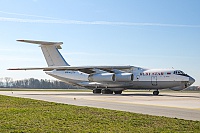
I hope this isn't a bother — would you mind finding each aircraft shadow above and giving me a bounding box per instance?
[158,94,200,99]
[121,93,200,99]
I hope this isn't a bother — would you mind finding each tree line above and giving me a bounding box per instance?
[0,77,81,89]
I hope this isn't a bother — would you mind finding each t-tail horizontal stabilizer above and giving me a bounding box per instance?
[17,39,70,66]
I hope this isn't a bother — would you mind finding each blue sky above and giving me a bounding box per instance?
[0,0,199,85]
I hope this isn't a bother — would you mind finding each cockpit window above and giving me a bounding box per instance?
[174,70,188,77]
[173,71,175,74]
[180,71,185,74]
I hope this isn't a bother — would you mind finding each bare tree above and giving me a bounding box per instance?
[0,78,4,87]
[2,77,82,89]
[4,77,13,87]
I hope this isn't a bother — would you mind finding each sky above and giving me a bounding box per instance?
[0,0,199,85]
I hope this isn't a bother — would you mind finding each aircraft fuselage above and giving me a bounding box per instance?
[45,67,195,92]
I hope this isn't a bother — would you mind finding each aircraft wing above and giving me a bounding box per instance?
[8,66,133,73]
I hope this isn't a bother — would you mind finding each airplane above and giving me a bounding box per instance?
[8,40,195,95]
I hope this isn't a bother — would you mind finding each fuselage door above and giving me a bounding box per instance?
[151,76,157,86]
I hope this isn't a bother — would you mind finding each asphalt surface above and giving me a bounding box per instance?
[0,90,199,121]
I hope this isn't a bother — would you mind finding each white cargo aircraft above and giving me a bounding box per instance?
[8,40,195,95]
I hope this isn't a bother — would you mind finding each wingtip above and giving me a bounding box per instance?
[16,39,25,42]
[7,68,16,70]
[7,68,17,70]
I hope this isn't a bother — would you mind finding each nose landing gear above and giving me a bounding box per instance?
[153,90,159,95]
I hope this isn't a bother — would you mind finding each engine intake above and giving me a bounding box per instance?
[88,73,115,82]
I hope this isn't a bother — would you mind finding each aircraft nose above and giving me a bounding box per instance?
[189,77,195,85]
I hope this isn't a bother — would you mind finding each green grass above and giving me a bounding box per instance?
[0,95,199,133]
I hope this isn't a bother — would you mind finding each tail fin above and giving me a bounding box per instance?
[17,40,70,66]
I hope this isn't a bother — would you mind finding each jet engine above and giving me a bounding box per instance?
[88,73,115,82]
[115,73,133,81]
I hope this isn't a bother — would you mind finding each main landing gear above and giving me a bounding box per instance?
[93,89,101,94]
[114,90,122,94]
[101,89,113,94]
[93,89,122,94]
[153,90,159,95]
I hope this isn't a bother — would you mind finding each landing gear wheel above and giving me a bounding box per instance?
[109,90,114,94]
[101,89,113,94]
[101,89,106,94]
[93,89,101,94]
[114,90,122,94]
[153,91,159,95]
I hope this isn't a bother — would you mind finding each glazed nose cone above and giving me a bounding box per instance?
[189,77,195,85]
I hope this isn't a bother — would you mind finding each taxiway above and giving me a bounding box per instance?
[0,90,199,121]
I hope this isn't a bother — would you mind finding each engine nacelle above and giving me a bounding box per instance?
[115,73,134,82]
[88,73,115,82]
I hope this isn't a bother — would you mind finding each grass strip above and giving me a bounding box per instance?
[0,95,199,133]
